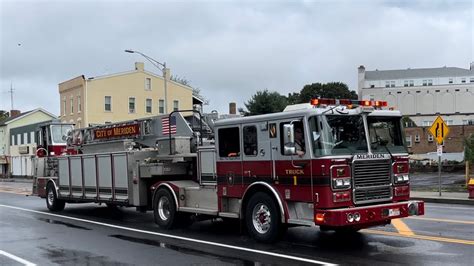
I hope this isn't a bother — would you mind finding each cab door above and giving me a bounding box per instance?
[242,123,273,188]
[215,125,242,197]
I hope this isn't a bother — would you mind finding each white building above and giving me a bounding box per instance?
[358,63,474,126]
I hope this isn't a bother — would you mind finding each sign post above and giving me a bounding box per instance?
[429,116,450,197]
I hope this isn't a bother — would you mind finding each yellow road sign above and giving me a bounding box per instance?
[429,116,449,145]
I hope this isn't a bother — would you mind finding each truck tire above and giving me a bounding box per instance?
[46,183,65,212]
[153,188,177,229]
[245,192,283,243]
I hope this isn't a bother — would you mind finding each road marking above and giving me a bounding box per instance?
[407,216,474,225]
[425,205,473,211]
[0,250,36,266]
[364,229,474,245]
[391,219,414,236]
[0,204,336,266]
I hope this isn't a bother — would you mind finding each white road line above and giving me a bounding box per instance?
[425,204,473,210]
[0,250,36,266]
[0,204,337,266]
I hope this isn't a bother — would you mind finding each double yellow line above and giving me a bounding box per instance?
[365,218,474,245]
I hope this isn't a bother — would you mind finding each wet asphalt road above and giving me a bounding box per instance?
[0,192,473,265]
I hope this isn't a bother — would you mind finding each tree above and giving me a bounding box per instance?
[299,82,357,103]
[242,90,287,116]
[465,134,474,176]
[286,92,300,105]
[0,110,9,121]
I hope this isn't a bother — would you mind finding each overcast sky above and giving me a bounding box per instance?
[0,0,472,115]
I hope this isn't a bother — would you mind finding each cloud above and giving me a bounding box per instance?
[0,0,472,115]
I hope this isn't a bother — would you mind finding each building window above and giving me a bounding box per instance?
[104,96,112,111]
[470,78,474,83]
[30,132,35,144]
[390,81,395,87]
[173,100,179,111]
[428,79,433,86]
[422,80,427,86]
[409,80,414,86]
[145,78,151,90]
[461,78,466,83]
[23,133,28,144]
[369,95,375,101]
[385,81,390,88]
[404,80,408,87]
[422,121,433,127]
[77,95,81,112]
[243,126,258,156]
[449,78,453,84]
[70,98,74,114]
[129,97,136,113]
[446,120,453,125]
[17,134,20,146]
[11,136,14,146]
[146,98,152,113]
[415,134,420,143]
[77,121,81,128]
[428,134,433,142]
[406,136,412,147]
[159,99,165,114]
[370,84,375,88]
[218,127,240,157]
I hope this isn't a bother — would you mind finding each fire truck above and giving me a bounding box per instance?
[32,99,424,243]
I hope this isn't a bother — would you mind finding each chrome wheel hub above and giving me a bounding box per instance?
[47,189,54,206]
[252,203,271,234]
[158,196,171,221]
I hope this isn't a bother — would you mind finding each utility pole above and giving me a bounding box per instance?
[8,83,14,110]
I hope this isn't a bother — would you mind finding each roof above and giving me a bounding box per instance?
[214,106,401,127]
[0,108,57,126]
[365,67,474,80]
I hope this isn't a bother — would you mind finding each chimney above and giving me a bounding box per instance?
[135,62,144,72]
[470,62,474,70]
[357,65,366,100]
[10,110,21,117]
[229,102,236,115]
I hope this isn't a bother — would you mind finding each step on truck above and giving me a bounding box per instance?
[32,99,424,243]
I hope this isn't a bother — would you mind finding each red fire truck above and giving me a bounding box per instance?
[33,99,424,243]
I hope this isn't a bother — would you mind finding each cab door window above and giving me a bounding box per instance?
[243,126,258,156]
[218,127,240,157]
[280,120,305,156]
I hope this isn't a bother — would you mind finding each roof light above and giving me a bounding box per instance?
[310,98,388,109]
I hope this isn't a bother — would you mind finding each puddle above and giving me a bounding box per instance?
[37,217,91,230]
[109,234,258,265]
[40,245,130,265]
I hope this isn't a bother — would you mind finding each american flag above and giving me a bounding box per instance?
[162,116,177,135]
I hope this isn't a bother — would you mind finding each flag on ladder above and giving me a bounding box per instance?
[162,116,177,135]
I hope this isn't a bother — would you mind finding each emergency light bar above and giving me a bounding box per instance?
[310,98,388,108]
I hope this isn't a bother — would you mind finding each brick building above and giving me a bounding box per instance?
[404,125,474,155]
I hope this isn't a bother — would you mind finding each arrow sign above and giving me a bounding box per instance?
[429,116,450,145]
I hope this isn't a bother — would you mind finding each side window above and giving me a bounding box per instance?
[279,120,305,156]
[243,126,258,156]
[218,127,240,157]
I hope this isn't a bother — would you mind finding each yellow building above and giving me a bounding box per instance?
[59,62,196,127]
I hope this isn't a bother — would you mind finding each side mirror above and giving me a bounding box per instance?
[283,124,296,155]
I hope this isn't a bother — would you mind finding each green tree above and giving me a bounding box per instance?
[465,134,474,175]
[286,92,300,105]
[241,89,287,116]
[298,82,357,103]
[0,110,9,121]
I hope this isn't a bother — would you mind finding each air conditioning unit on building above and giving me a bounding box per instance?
[18,146,29,154]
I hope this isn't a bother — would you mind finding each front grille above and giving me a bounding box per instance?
[353,159,392,204]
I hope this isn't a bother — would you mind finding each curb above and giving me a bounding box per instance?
[410,196,474,206]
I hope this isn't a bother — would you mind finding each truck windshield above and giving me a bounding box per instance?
[309,115,406,156]
[51,125,73,145]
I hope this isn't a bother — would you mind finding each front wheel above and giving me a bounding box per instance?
[153,188,177,229]
[245,192,284,243]
[46,183,65,212]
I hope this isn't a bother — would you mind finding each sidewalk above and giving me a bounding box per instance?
[411,190,473,206]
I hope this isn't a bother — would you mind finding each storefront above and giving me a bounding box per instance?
[0,156,9,177]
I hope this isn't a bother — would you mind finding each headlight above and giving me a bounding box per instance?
[395,174,409,183]
[333,178,351,189]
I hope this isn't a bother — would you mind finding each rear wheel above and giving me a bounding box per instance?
[245,192,284,243]
[153,188,177,229]
[46,183,65,212]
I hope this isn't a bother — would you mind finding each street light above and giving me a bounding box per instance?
[124,49,168,113]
